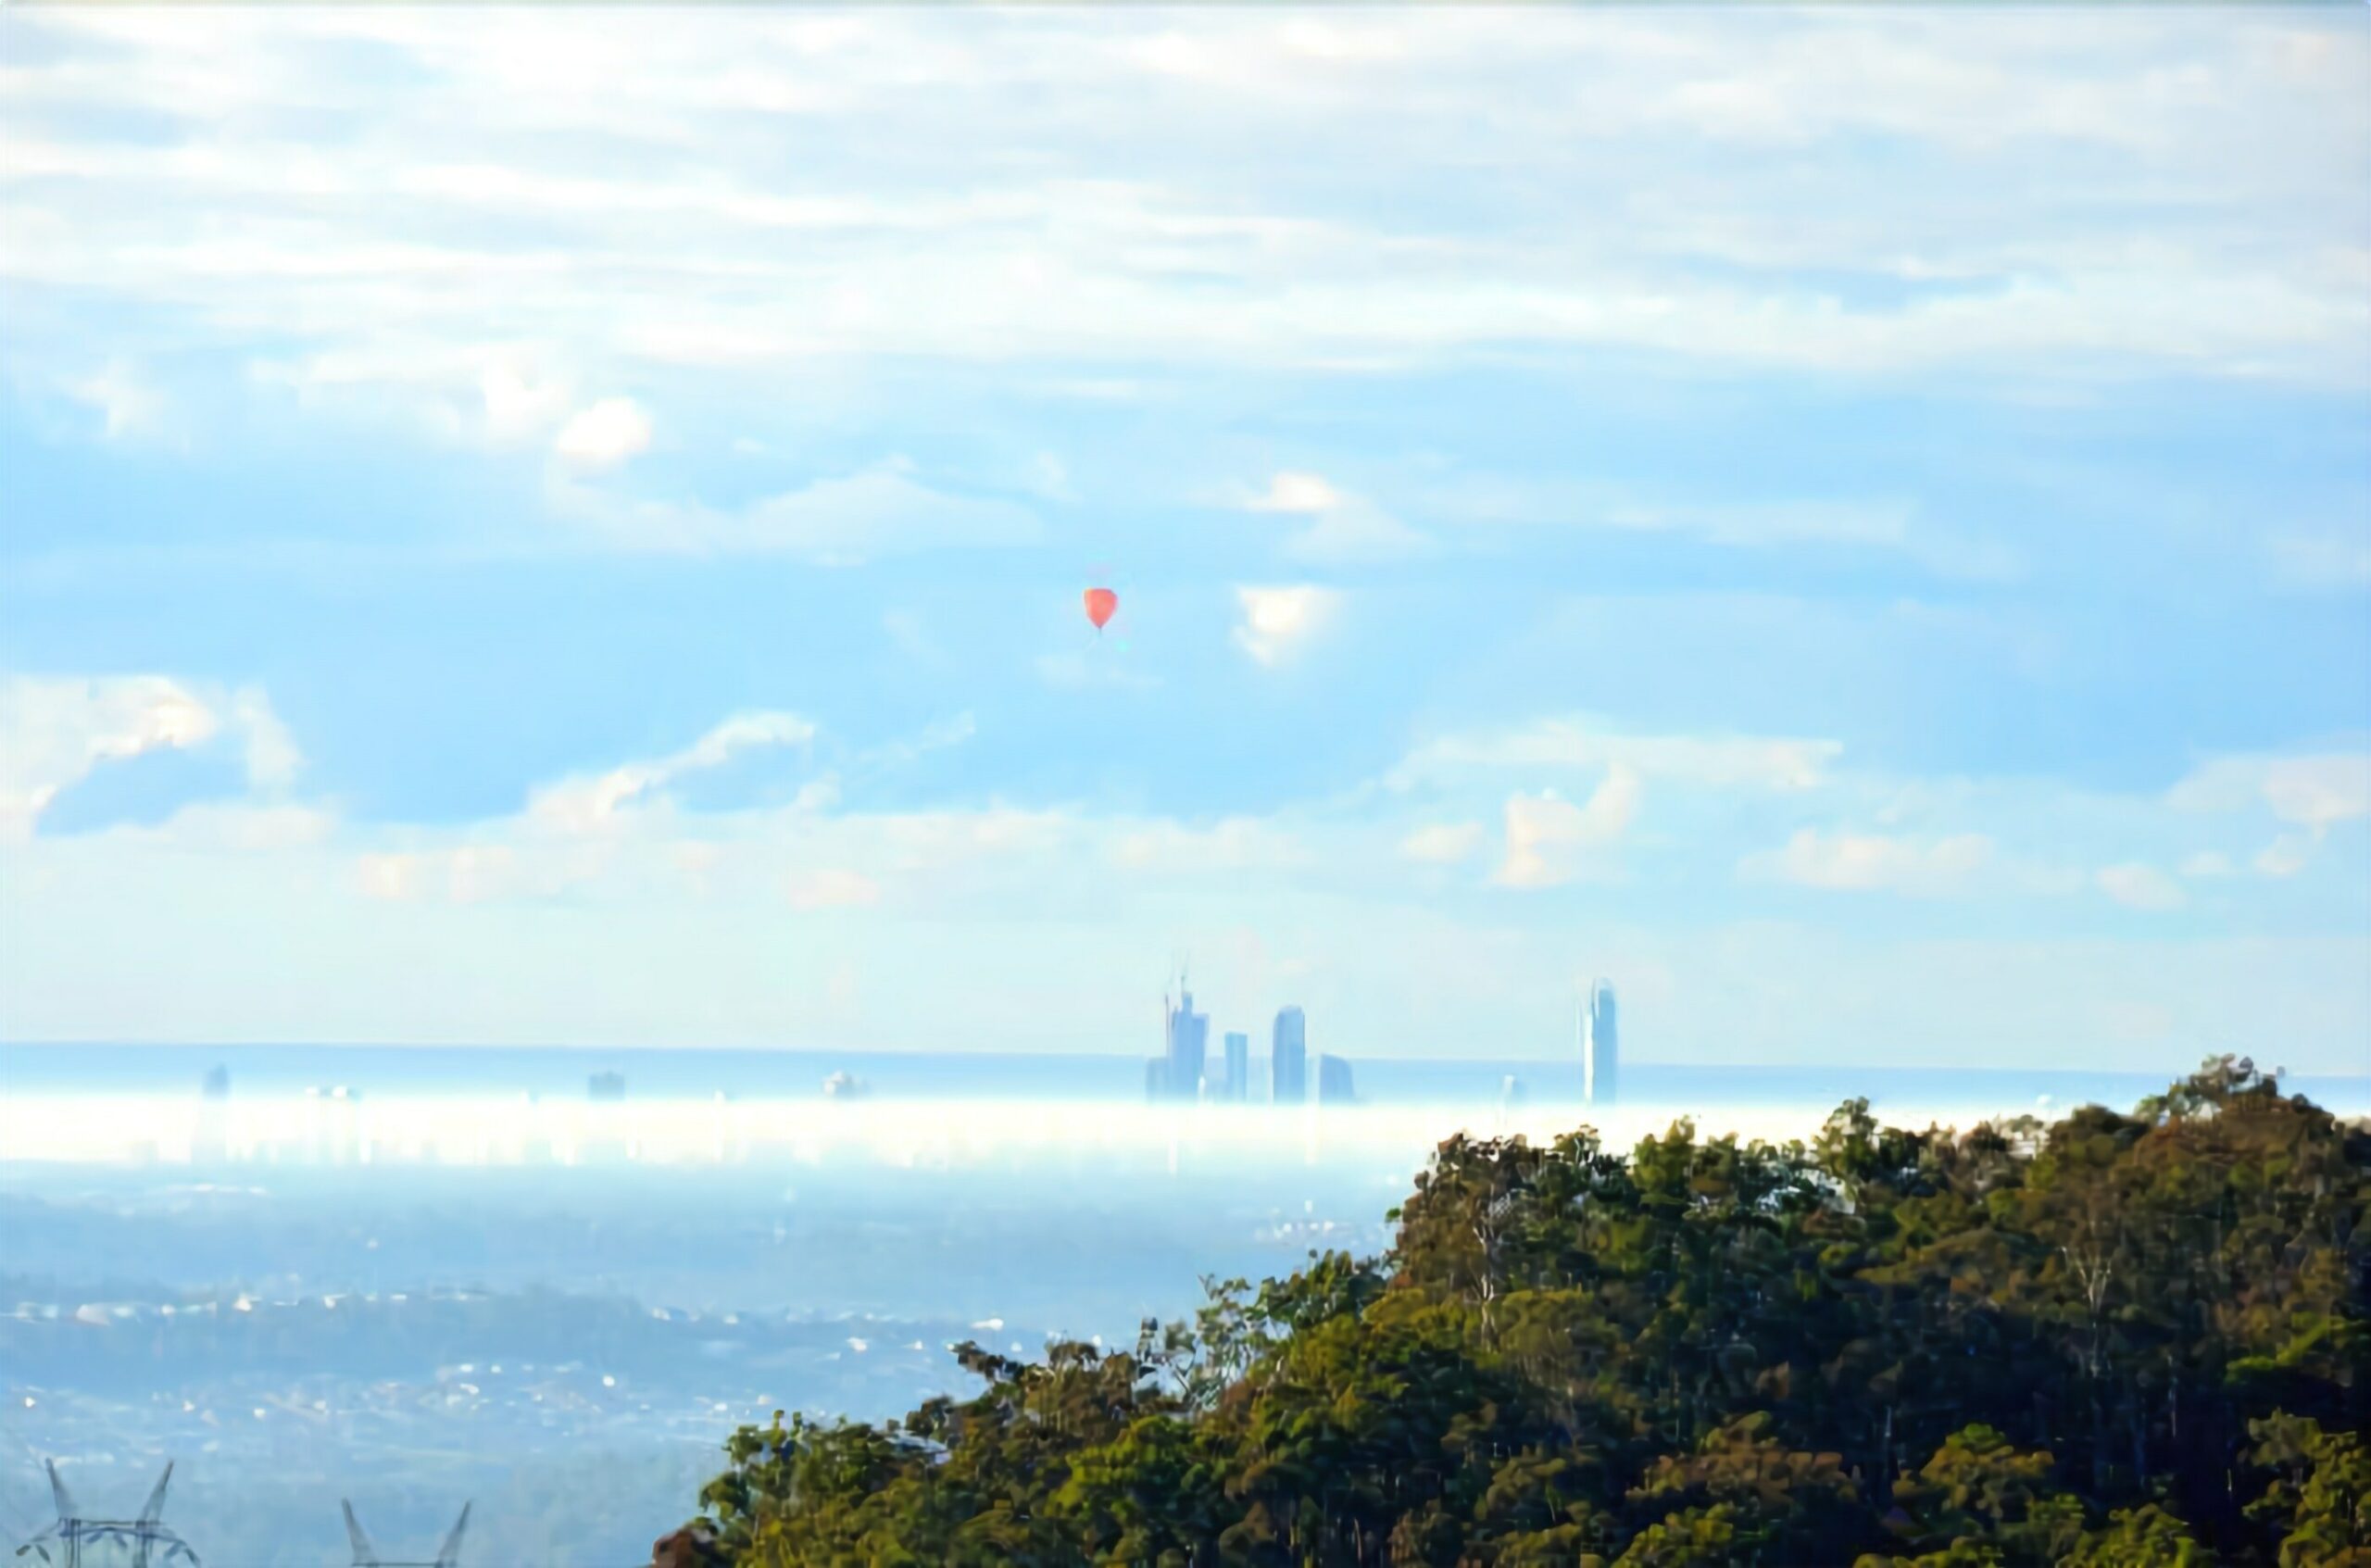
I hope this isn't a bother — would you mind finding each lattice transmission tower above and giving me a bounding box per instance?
[14,1460,200,1568]
[341,1499,470,1568]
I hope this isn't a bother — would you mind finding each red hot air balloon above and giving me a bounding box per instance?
[1084,586,1118,632]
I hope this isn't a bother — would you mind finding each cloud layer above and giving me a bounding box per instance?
[2,11,2365,1072]
[6,675,2367,1069]
[8,8,2368,465]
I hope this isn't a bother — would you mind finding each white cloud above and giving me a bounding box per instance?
[869,713,977,770]
[525,710,814,834]
[1245,471,1431,565]
[446,846,526,905]
[356,851,422,902]
[341,721,1049,910]
[178,802,336,852]
[24,829,2368,1066]
[2168,750,2371,830]
[2252,834,2314,878]
[481,358,575,445]
[2179,850,2237,878]
[1232,585,1340,667]
[7,692,2368,1066]
[1248,471,1344,514]
[1495,766,1640,888]
[552,396,653,469]
[1610,497,1913,549]
[2257,756,2371,833]
[1398,717,1840,792]
[679,712,818,771]
[552,458,1043,560]
[1286,508,1432,567]
[1106,817,1306,874]
[1423,474,2025,580]
[354,836,622,904]
[1399,822,1483,864]
[0,674,299,842]
[785,868,883,910]
[2097,862,2187,912]
[47,799,337,856]
[873,806,1073,872]
[2168,751,2371,875]
[16,6,2358,482]
[228,687,303,790]
[1742,827,1993,897]
[64,360,169,442]
[1598,498,2019,581]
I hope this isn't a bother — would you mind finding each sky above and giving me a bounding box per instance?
[2,7,2367,1074]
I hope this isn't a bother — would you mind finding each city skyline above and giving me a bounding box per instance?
[2,10,2366,1074]
[1148,981,1333,1104]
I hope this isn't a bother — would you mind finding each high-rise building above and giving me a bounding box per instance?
[1271,1006,1308,1104]
[1582,979,1619,1107]
[194,1064,232,1165]
[1164,984,1210,1101]
[1223,1032,1249,1100]
[588,1072,626,1103]
[1316,1054,1355,1105]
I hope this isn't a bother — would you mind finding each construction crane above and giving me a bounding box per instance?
[341,1500,470,1568]
[15,1460,200,1567]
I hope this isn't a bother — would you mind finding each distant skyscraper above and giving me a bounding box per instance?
[1582,979,1618,1107]
[1272,1006,1307,1104]
[588,1072,626,1103]
[1164,982,1210,1101]
[1223,1032,1248,1101]
[1316,1054,1355,1105]
[194,1066,230,1165]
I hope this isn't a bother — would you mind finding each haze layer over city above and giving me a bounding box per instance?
[4,4,2367,1565]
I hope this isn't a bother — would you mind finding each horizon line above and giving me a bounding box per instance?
[2,1039,2358,1083]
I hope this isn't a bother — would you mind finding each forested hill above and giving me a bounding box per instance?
[662,1058,2368,1567]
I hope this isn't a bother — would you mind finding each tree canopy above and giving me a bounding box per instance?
[675,1058,2369,1567]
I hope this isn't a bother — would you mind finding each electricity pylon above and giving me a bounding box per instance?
[341,1499,470,1568]
[15,1460,200,1567]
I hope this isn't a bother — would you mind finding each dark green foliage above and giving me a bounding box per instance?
[688,1058,2370,1566]
[2245,1414,2371,1566]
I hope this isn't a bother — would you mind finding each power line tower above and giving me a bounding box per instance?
[15,1460,200,1567]
[341,1499,471,1568]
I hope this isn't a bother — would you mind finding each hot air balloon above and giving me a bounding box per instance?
[1084,586,1118,632]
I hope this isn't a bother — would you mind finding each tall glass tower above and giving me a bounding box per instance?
[1583,980,1618,1107]
[1271,1006,1308,1104]
[1165,985,1210,1101]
